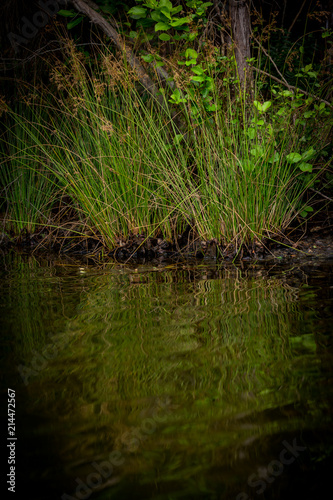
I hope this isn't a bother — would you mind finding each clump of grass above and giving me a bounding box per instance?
[146,85,332,248]
[0,105,57,235]
[1,42,332,254]
[4,51,195,248]
[175,92,327,245]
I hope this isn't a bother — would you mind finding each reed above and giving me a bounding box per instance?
[0,105,57,235]
[1,43,331,252]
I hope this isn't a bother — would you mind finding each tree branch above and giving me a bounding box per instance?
[68,0,165,106]
[252,67,333,108]
[253,37,291,91]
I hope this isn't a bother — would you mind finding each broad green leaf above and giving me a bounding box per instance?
[159,0,173,9]
[129,31,138,39]
[151,11,165,22]
[160,8,172,19]
[185,59,197,66]
[141,54,154,63]
[261,101,272,112]
[191,66,205,75]
[67,17,83,29]
[142,0,158,7]
[170,17,190,27]
[253,100,271,112]
[159,33,171,41]
[128,6,147,19]
[286,152,302,163]
[190,75,206,82]
[171,5,183,15]
[58,9,76,17]
[251,117,264,126]
[298,162,313,172]
[186,88,195,98]
[300,206,314,217]
[169,88,187,103]
[155,22,170,31]
[185,48,198,59]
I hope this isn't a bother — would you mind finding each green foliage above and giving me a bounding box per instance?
[1,39,332,246]
[2,1,333,248]
[5,252,330,499]
[58,9,84,30]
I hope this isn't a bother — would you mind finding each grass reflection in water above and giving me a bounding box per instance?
[1,253,332,500]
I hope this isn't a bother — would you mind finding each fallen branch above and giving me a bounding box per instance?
[68,0,165,106]
[253,37,291,91]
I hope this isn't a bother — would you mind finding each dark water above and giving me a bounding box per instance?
[1,252,333,500]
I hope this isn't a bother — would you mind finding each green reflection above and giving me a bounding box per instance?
[1,255,333,499]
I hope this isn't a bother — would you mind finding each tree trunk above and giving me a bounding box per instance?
[229,0,252,86]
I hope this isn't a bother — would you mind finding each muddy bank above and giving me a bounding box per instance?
[1,211,332,263]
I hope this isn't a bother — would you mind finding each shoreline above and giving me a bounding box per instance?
[1,224,332,264]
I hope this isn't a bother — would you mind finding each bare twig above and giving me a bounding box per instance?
[288,0,307,33]
[310,188,333,203]
[253,37,291,90]
[252,66,333,108]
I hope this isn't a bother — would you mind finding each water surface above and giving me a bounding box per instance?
[1,252,333,500]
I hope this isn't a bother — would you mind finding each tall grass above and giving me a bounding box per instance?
[0,44,331,252]
[178,95,317,244]
[0,105,57,235]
